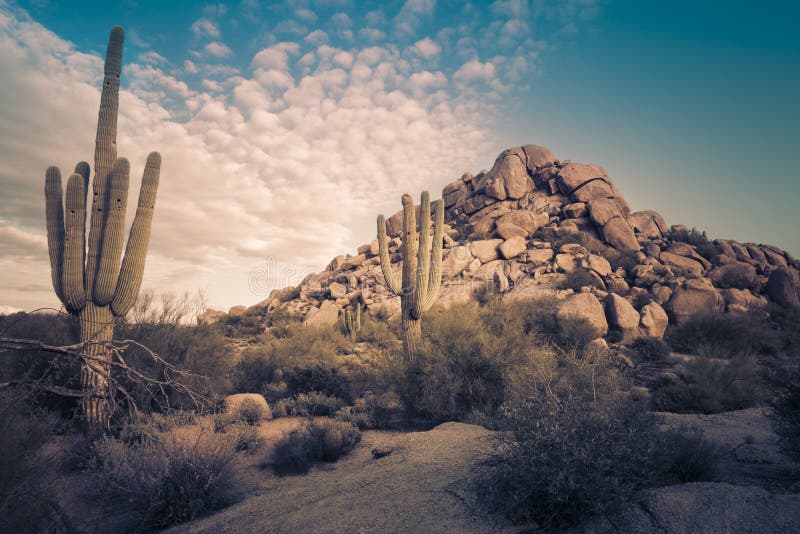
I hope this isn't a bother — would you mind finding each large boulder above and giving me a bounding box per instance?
[557,292,609,336]
[661,251,705,276]
[604,294,640,343]
[765,267,800,307]
[721,288,767,311]
[442,245,474,277]
[521,144,556,172]
[470,239,503,263]
[304,300,339,327]
[600,217,640,252]
[588,198,628,227]
[628,210,668,239]
[197,308,226,326]
[639,301,668,338]
[556,163,608,195]
[442,177,470,208]
[667,287,725,325]
[499,236,527,260]
[496,210,549,235]
[475,148,532,200]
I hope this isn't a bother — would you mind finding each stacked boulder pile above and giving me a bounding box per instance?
[218,144,799,341]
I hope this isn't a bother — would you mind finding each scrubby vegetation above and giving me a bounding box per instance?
[92,431,244,531]
[668,312,778,359]
[479,398,717,529]
[268,419,361,475]
[630,336,671,362]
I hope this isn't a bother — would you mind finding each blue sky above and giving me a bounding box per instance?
[0,0,797,313]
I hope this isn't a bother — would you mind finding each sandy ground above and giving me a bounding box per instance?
[171,421,519,534]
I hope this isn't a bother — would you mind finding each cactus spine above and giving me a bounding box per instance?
[43,26,161,431]
[339,303,362,342]
[377,191,444,362]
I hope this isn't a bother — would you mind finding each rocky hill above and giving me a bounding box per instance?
[203,144,800,336]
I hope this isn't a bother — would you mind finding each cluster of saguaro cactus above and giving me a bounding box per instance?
[339,302,362,342]
[377,192,444,362]
[44,26,161,430]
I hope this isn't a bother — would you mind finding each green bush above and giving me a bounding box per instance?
[273,392,345,417]
[284,364,352,403]
[93,432,243,531]
[231,423,264,454]
[630,336,671,362]
[478,399,717,529]
[400,299,622,423]
[89,436,236,529]
[560,268,603,291]
[231,397,269,425]
[0,403,64,533]
[268,419,361,475]
[668,312,779,359]
[335,393,396,430]
[606,249,641,275]
[650,356,762,413]
[767,359,800,461]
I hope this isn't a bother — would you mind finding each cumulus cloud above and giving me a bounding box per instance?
[190,18,220,39]
[410,37,440,58]
[0,4,495,312]
[138,50,167,65]
[203,41,233,58]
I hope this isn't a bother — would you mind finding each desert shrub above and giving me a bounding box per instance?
[273,392,345,417]
[559,268,603,291]
[716,265,756,290]
[212,413,228,433]
[650,355,762,413]
[357,315,397,349]
[148,410,196,431]
[401,299,621,423]
[230,397,269,425]
[767,359,800,461]
[233,347,279,394]
[0,402,65,533]
[335,393,396,430]
[607,249,641,275]
[668,312,779,359]
[231,423,264,454]
[284,364,352,402]
[478,398,717,529]
[630,336,671,362]
[268,419,361,475]
[118,420,162,446]
[668,228,721,260]
[93,432,243,531]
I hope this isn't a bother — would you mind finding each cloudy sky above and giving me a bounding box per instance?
[1,0,798,314]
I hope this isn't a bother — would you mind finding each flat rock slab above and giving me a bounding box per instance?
[173,422,516,534]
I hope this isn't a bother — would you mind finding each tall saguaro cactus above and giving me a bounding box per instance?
[377,192,444,362]
[43,26,161,430]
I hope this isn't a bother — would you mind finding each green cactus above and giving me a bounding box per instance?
[339,303,362,342]
[377,191,444,362]
[43,26,161,431]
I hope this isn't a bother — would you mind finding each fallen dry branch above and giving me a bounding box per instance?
[0,336,211,419]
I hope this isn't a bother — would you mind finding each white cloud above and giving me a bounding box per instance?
[0,5,495,312]
[410,37,440,58]
[295,8,317,22]
[184,59,199,74]
[190,18,220,39]
[203,41,233,58]
[138,50,167,65]
[454,59,496,82]
[304,29,328,45]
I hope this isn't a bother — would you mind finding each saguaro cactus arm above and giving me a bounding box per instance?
[44,167,65,304]
[63,165,89,312]
[422,199,445,310]
[377,214,401,296]
[112,152,161,316]
[94,158,130,305]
